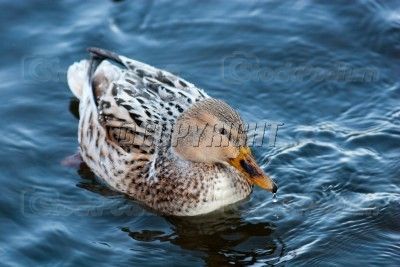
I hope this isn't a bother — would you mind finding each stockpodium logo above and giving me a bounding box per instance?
[20,189,147,217]
[21,55,188,83]
[22,55,66,82]
[222,51,379,84]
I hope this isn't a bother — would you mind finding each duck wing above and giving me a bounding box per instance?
[87,47,208,154]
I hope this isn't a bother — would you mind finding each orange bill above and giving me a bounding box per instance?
[229,147,277,193]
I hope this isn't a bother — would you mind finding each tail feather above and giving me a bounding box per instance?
[67,60,90,99]
[67,48,123,102]
[87,48,125,105]
[87,47,124,66]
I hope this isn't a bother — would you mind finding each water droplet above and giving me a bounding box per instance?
[272,193,278,203]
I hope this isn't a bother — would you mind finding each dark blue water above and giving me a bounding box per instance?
[1,0,399,266]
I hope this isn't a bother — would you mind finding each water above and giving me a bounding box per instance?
[1,0,399,266]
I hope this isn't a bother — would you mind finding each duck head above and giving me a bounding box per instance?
[171,99,277,193]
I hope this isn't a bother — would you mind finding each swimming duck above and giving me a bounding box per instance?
[67,48,277,216]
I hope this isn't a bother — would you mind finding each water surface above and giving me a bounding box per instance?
[1,0,399,266]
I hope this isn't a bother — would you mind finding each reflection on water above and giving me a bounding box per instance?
[124,215,283,265]
[77,161,285,265]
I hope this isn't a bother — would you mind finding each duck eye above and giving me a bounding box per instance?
[219,128,227,135]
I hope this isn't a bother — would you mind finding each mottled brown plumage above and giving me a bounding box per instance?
[67,48,276,216]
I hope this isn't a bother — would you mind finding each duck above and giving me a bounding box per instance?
[67,48,277,216]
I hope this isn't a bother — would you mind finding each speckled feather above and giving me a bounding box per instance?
[67,48,252,216]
